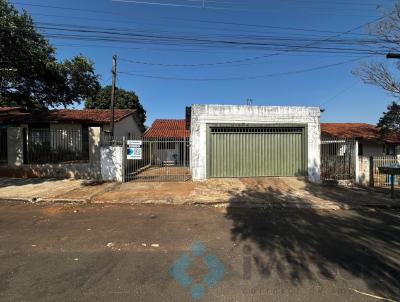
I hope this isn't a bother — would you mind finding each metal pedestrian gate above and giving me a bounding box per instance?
[122,136,190,182]
[320,137,355,181]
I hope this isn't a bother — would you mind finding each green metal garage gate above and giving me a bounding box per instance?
[208,126,307,177]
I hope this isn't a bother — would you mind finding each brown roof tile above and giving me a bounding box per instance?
[321,123,400,143]
[0,107,136,124]
[27,109,136,123]
[144,119,189,138]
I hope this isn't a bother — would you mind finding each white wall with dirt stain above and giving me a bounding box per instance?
[190,104,321,183]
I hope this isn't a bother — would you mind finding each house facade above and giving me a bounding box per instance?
[0,107,143,178]
[321,123,400,156]
[321,122,400,185]
[144,119,190,165]
[0,107,142,138]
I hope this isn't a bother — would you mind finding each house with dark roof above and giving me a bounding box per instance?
[321,123,400,156]
[0,107,142,138]
[0,107,144,171]
[144,119,189,165]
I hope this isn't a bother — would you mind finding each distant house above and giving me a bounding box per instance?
[144,119,189,165]
[321,123,400,156]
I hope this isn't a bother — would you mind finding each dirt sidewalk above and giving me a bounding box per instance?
[0,177,399,209]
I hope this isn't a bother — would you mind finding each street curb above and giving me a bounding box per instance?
[0,197,89,205]
[191,201,342,210]
[36,198,89,204]
[0,197,399,210]
[0,197,33,203]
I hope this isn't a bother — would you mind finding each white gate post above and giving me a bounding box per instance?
[355,140,360,183]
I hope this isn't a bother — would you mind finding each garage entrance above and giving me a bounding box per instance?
[208,126,307,177]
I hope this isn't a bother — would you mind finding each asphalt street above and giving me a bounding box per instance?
[0,202,399,302]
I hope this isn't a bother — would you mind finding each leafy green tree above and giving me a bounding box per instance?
[377,102,400,131]
[86,85,146,129]
[0,0,100,110]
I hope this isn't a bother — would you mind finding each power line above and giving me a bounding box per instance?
[320,82,359,107]
[119,56,367,81]
[8,1,389,70]
[35,15,386,64]
[13,1,381,19]
[111,0,380,16]
[13,0,388,50]
[22,19,384,47]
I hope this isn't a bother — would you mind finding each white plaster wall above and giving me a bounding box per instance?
[357,155,370,186]
[190,104,321,182]
[7,127,24,167]
[103,116,143,138]
[101,146,123,182]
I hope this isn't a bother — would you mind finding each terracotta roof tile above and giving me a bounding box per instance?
[144,119,189,138]
[0,107,136,124]
[27,109,136,123]
[321,123,400,143]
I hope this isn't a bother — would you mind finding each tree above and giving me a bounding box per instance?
[86,85,146,129]
[377,102,400,131]
[353,4,400,99]
[0,0,100,110]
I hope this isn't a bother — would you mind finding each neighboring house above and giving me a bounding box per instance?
[321,123,400,156]
[144,119,190,165]
[0,107,142,138]
[0,106,143,169]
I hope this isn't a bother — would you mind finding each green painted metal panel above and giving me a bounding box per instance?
[209,127,306,177]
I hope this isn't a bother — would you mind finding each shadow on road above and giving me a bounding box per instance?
[225,181,400,299]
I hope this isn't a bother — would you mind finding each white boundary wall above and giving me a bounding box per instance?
[190,104,321,183]
[101,146,123,182]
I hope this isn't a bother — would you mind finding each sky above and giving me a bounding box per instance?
[10,0,398,126]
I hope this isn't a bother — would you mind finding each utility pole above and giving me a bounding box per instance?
[110,54,117,138]
[386,53,400,59]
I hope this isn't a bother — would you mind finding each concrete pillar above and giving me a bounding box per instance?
[100,146,123,182]
[7,127,24,167]
[89,127,101,179]
[355,140,359,183]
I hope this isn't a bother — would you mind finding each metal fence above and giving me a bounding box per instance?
[0,128,7,164]
[320,138,356,181]
[104,135,191,182]
[25,128,89,164]
[371,155,400,188]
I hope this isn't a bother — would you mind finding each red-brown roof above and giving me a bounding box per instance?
[321,123,400,143]
[0,107,136,124]
[144,119,189,138]
[27,109,136,123]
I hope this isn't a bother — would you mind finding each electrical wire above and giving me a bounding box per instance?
[319,82,360,107]
[118,56,368,81]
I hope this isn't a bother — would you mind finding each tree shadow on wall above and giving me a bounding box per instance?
[225,184,400,300]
